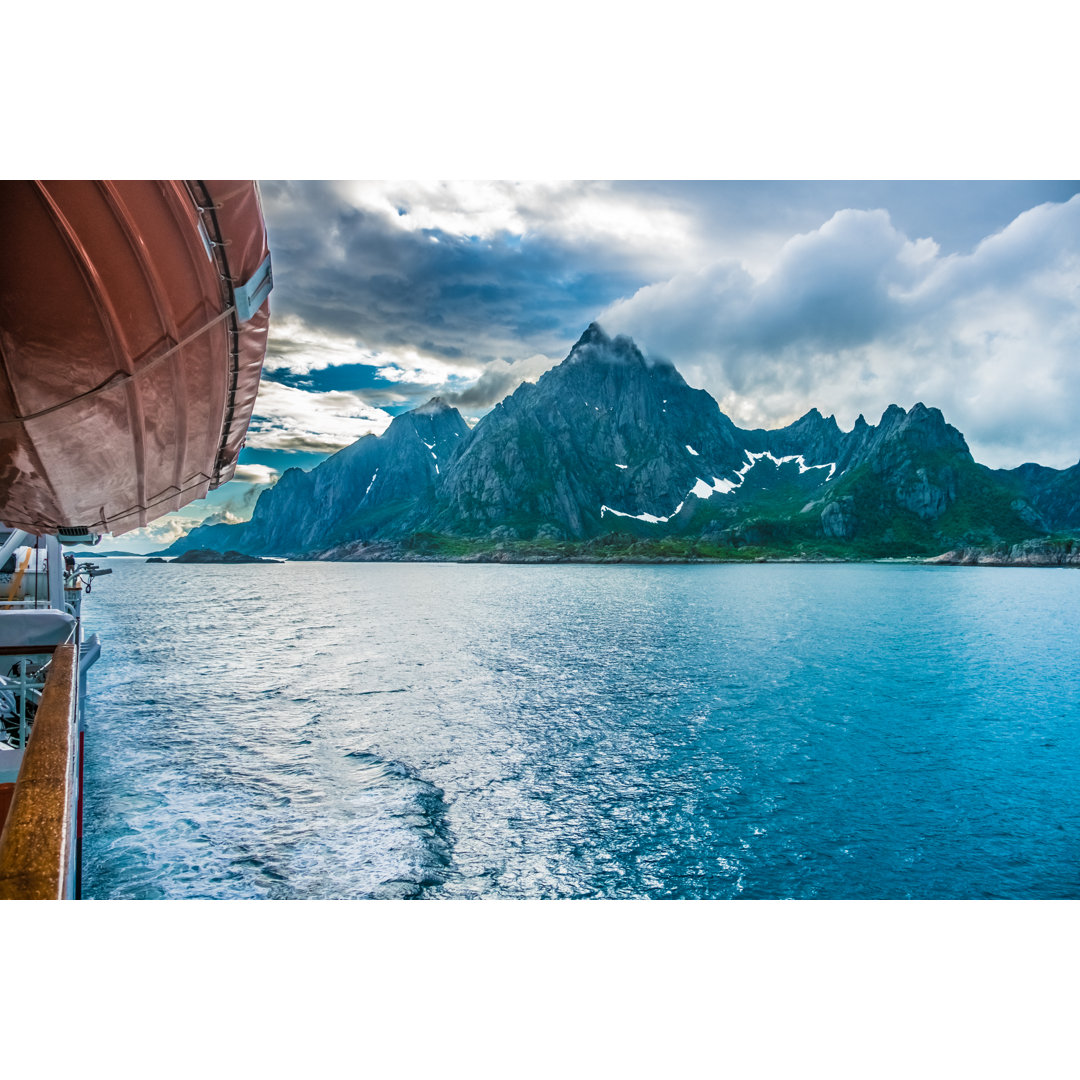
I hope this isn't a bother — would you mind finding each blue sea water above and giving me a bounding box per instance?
[80,561,1080,899]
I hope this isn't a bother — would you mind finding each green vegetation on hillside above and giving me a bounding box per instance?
[380,531,931,563]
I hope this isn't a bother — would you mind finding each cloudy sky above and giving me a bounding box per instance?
[123,180,1080,551]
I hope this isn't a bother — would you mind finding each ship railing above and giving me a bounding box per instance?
[0,620,78,743]
[0,643,79,899]
[1,662,47,749]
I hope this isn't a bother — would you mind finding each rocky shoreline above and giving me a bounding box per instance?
[145,541,1080,566]
[308,536,1080,566]
[311,539,891,565]
[151,537,1080,568]
[925,538,1080,567]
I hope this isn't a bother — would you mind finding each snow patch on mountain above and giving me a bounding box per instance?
[747,450,836,480]
[601,501,685,524]
[684,450,836,505]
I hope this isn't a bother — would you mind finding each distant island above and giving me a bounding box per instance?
[150,549,281,564]
[74,549,146,558]
[157,324,1080,568]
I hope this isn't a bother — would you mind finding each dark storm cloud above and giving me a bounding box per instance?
[443,353,556,410]
[260,181,663,368]
[600,209,917,401]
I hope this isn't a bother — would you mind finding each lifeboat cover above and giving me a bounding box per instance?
[0,180,272,536]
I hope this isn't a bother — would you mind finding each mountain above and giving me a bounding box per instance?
[423,324,747,539]
[163,397,470,557]
[991,460,1080,533]
[161,324,1080,560]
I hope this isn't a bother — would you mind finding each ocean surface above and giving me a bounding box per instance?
[80,560,1080,899]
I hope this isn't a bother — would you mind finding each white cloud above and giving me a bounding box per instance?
[265,313,483,387]
[247,379,394,454]
[198,510,243,527]
[447,352,558,409]
[114,514,201,551]
[332,180,696,270]
[265,316,379,375]
[372,349,478,386]
[336,180,541,239]
[111,506,250,552]
[230,463,280,487]
[602,197,1080,469]
[142,516,198,542]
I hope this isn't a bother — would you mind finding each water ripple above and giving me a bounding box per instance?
[82,561,1080,899]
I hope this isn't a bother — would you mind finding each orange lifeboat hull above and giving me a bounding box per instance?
[0,180,271,536]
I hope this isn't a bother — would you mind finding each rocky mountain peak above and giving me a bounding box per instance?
[413,396,453,415]
[384,397,468,441]
[565,322,648,368]
[896,402,968,454]
[791,407,840,433]
[867,402,966,453]
[573,321,610,349]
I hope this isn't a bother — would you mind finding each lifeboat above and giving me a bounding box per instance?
[0,180,272,536]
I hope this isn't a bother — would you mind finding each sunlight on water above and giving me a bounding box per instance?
[82,561,1080,899]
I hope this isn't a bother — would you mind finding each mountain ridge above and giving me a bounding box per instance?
[161,324,1079,561]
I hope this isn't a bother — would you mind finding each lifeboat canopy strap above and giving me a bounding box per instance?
[235,254,273,323]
